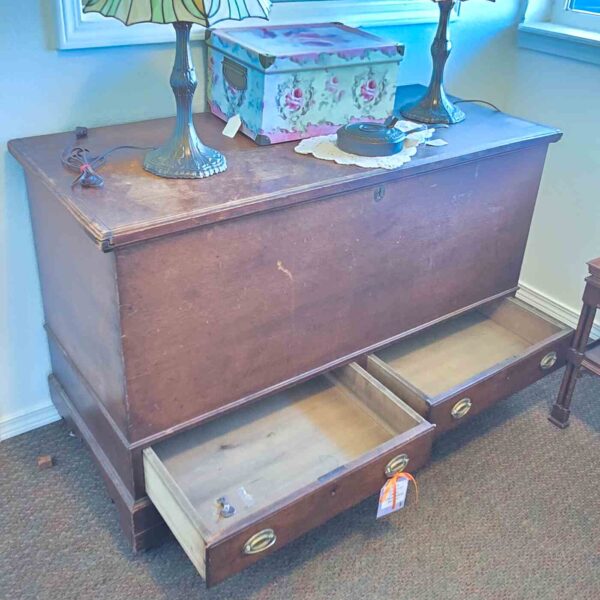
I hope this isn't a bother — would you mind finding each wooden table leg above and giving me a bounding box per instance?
[549,286,597,428]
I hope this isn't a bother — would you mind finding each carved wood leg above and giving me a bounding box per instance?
[549,287,597,428]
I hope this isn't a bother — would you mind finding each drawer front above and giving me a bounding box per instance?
[145,363,434,586]
[429,332,572,434]
[366,297,573,436]
[205,429,432,586]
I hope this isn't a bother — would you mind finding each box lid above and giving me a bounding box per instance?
[7,86,561,251]
[207,23,404,72]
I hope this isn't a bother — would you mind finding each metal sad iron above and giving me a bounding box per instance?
[336,116,426,157]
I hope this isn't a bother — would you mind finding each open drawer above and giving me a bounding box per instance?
[143,363,434,586]
[367,297,573,435]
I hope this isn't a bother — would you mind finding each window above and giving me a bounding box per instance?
[519,0,600,65]
[552,0,600,32]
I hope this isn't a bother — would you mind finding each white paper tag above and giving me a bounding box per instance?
[237,485,255,508]
[377,477,408,519]
[426,138,448,147]
[222,114,242,138]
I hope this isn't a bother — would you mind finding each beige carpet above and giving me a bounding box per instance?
[1,369,599,600]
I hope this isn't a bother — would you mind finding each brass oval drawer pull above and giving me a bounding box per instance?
[385,453,409,477]
[243,529,277,555]
[540,351,558,370]
[451,397,472,420]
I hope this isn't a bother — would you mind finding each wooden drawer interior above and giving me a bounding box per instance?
[367,297,571,423]
[143,363,432,583]
[376,297,564,396]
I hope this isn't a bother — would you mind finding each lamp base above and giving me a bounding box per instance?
[400,88,465,125]
[143,134,227,179]
[401,0,465,126]
[143,21,227,180]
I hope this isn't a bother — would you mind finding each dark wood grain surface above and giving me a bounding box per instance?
[588,257,600,281]
[584,342,600,375]
[8,86,561,249]
[13,86,563,558]
[117,144,550,442]
[428,331,572,433]
[550,256,600,426]
[25,176,128,432]
[205,425,433,586]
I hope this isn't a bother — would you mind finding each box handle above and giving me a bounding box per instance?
[243,529,277,555]
[223,57,248,91]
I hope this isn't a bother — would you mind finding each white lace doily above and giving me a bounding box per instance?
[294,120,435,169]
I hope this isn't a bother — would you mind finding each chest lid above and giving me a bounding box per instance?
[7,86,561,251]
[207,23,404,73]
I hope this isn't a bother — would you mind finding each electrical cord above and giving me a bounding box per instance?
[454,99,502,112]
[61,102,500,189]
[61,127,156,188]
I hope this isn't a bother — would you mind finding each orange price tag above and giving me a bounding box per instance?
[376,472,418,519]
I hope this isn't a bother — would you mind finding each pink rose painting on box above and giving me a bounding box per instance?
[360,79,378,102]
[285,87,304,112]
[277,75,315,126]
[353,69,388,110]
[325,75,344,103]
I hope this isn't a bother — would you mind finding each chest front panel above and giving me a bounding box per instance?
[116,145,547,442]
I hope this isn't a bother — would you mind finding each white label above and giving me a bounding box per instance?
[376,477,408,519]
[237,486,255,508]
[222,114,242,138]
[426,138,449,147]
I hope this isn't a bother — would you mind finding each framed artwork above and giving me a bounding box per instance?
[55,0,446,49]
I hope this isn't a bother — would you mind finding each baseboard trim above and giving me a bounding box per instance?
[517,282,600,339]
[0,401,61,442]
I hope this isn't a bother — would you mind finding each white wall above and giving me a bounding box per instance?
[1,1,598,439]
[0,2,205,439]
[379,2,600,328]
[509,50,600,314]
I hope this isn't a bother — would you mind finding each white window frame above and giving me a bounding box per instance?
[551,0,600,33]
[55,0,448,50]
[518,0,600,65]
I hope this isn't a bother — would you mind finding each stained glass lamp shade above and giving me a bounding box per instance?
[83,0,272,179]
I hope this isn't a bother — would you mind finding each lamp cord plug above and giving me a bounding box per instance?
[61,127,156,188]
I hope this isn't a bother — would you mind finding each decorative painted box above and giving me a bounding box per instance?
[207,23,404,145]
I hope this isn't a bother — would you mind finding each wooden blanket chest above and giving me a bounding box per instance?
[8,85,570,586]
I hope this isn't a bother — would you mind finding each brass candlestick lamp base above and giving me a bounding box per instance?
[401,0,465,125]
